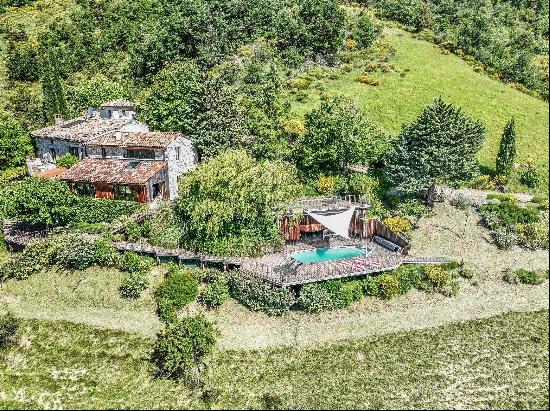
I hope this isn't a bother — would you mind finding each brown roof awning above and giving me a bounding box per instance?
[59,159,166,185]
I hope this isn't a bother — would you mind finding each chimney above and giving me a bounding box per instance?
[115,131,122,141]
[54,114,64,125]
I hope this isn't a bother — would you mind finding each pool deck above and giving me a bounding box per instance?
[240,239,406,286]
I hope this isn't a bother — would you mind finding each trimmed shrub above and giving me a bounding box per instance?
[227,270,296,316]
[151,315,217,384]
[155,267,199,323]
[378,274,400,300]
[0,312,19,347]
[199,278,229,309]
[119,271,149,299]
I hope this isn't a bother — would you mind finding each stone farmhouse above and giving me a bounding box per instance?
[29,100,198,202]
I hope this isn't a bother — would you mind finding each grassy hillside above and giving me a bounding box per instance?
[0,310,547,409]
[291,27,550,192]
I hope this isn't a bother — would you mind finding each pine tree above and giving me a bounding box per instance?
[495,118,516,178]
[385,97,485,194]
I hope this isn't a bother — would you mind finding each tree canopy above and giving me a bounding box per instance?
[176,150,301,255]
[296,96,390,180]
[385,97,485,193]
[0,118,33,171]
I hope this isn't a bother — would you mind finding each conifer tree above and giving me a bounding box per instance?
[385,97,485,194]
[495,118,517,178]
[41,50,68,124]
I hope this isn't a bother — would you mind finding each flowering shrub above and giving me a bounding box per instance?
[378,274,400,299]
[425,265,450,287]
[383,216,413,234]
[355,75,380,86]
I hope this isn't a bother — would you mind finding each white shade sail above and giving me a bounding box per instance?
[307,207,355,239]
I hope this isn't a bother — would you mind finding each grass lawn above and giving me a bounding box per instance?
[0,310,547,409]
[291,27,550,193]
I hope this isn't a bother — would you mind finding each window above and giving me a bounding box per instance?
[74,182,94,196]
[107,109,112,118]
[175,146,181,160]
[114,185,138,201]
[101,147,106,158]
[69,147,79,157]
[123,149,155,159]
[49,148,56,160]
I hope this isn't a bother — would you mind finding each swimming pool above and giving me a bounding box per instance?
[291,247,365,264]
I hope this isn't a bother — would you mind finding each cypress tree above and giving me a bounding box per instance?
[41,50,68,124]
[495,118,516,178]
[385,97,485,194]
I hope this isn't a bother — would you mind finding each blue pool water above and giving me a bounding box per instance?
[291,247,365,264]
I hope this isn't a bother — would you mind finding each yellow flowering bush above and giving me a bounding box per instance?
[355,75,380,86]
[425,265,450,287]
[383,216,413,234]
[282,119,305,136]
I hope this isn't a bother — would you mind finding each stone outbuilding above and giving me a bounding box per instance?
[29,100,198,201]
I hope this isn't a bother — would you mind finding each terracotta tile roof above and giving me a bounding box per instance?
[59,159,166,185]
[35,167,68,179]
[100,99,135,108]
[32,117,134,142]
[89,131,182,148]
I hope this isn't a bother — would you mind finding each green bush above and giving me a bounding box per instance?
[154,267,199,323]
[55,153,79,169]
[362,276,380,297]
[0,235,63,281]
[118,251,154,274]
[0,312,19,347]
[199,278,229,309]
[503,269,548,285]
[515,221,549,250]
[517,162,541,188]
[151,315,217,383]
[378,274,400,300]
[93,238,120,267]
[119,271,149,299]
[227,270,296,316]
[298,283,335,313]
[394,265,421,294]
[439,280,460,297]
[479,201,540,230]
[56,234,98,270]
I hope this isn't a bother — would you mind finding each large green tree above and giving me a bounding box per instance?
[176,150,300,256]
[296,96,390,180]
[385,97,485,193]
[495,118,517,178]
[138,62,248,160]
[0,118,33,171]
